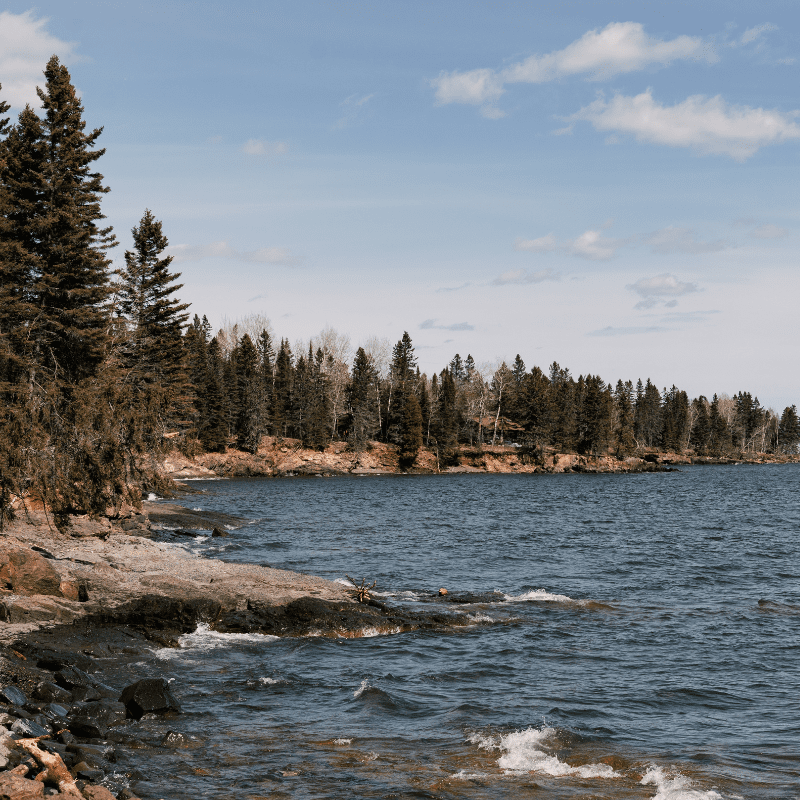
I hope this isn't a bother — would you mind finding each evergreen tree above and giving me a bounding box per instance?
[433,368,459,462]
[778,405,800,454]
[524,365,553,448]
[690,397,711,454]
[578,375,611,454]
[272,339,293,437]
[349,347,380,450]
[32,56,117,387]
[614,379,636,456]
[398,392,423,469]
[709,394,730,455]
[199,338,227,451]
[235,334,266,452]
[117,209,190,437]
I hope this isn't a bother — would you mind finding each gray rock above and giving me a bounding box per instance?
[11,717,50,738]
[119,678,181,720]
[0,686,28,707]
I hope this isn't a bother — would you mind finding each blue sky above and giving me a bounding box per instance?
[1,1,798,408]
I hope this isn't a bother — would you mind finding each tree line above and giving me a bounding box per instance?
[1,58,798,526]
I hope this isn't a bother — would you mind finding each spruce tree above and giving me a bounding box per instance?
[235,334,266,452]
[32,56,117,387]
[117,209,190,440]
[614,379,636,456]
[398,392,423,469]
[349,347,380,450]
[778,405,800,454]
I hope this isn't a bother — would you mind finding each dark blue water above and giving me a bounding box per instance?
[120,466,800,799]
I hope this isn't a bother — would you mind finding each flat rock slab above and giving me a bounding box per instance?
[143,502,247,531]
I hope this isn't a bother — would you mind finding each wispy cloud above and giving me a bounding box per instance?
[569,229,627,260]
[739,23,778,46]
[750,223,789,239]
[514,227,626,261]
[169,241,299,265]
[492,268,560,286]
[588,325,667,336]
[241,139,288,156]
[570,89,800,160]
[436,282,472,293]
[515,233,558,252]
[420,319,475,331]
[0,11,81,109]
[627,273,700,309]
[645,226,728,254]
[431,22,711,117]
[333,92,376,129]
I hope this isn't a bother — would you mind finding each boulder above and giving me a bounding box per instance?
[69,701,126,738]
[81,787,118,800]
[33,681,72,704]
[0,772,45,799]
[0,546,62,596]
[0,686,28,707]
[119,678,181,720]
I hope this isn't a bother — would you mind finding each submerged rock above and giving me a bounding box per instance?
[119,678,181,720]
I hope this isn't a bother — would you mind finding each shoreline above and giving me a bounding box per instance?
[163,438,800,480]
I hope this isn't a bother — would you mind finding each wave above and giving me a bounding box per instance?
[503,588,588,605]
[641,766,725,799]
[156,622,279,656]
[470,726,619,779]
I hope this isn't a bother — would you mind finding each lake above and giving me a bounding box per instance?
[111,465,800,799]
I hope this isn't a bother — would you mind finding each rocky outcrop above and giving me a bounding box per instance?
[0,547,62,598]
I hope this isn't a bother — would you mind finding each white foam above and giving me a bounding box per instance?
[335,577,353,586]
[471,727,619,779]
[332,738,352,745]
[503,589,587,605]
[158,622,278,655]
[146,492,159,501]
[641,766,725,800]
[258,677,284,685]
[451,770,488,780]
[353,679,370,698]
[194,535,208,543]
[467,612,494,623]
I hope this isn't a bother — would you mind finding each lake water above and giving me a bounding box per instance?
[114,465,799,799]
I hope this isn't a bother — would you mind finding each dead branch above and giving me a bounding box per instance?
[15,737,83,799]
[345,575,377,603]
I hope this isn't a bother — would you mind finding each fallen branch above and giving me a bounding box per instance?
[345,575,377,603]
[15,737,83,799]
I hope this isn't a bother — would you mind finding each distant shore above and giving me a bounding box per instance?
[163,437,800,480]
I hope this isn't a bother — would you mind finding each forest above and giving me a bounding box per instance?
[1,58,799,526]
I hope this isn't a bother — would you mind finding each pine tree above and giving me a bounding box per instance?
[778,405,800,454]
[690,397,711,454]
[235,334,266,452]
[398,392,423,469]
[272,339,294,437]
[349,347,380,450]
[117,209,190,438]
[199,338,228,452]
[614,379,636,456]
[32,56,117,387]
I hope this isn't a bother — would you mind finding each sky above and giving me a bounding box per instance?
[1,1,798,409]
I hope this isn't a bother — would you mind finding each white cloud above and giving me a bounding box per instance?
[504,22,708,84]
[431,22,710,116]
[420,319,475,331]
[333,93,376,129]
[431,67,505,107]
[750,223,789,239]
[169,241,298,265]
[241,139,288,156]
[0,11,81,109]
[645,226,727,254]
[570,89,800,160]
[492,268,560,286]
[627,273,699,309]
[588,325,667,336]
[515,233,557,252]
[740,23,778,46]
[569,229,625,260]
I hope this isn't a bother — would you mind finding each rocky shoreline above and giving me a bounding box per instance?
[162,438,799,480]
[0,498,485,799]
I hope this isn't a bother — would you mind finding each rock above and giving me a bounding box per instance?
[161,730,189,747]
[11,718,51,738]
[33,649,94,673]
[69,701,126,738]
[71,761,104,782]
[80,787,117,800]
[119,679,181,720]
[92,595,221,641]
[68,743,115,765]
[33,682,72,704]
[0,772,45,799]
[1,686,28,707]
[438,588,448,596]
[211,527,229,537]
[54,667,95,692]
[0,546,62,597]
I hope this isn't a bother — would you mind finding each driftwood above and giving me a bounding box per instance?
[345,575,377,603]
[15,737,83,799]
